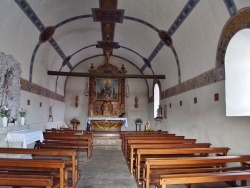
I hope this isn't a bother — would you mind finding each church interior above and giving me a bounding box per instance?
[1,0,250,187]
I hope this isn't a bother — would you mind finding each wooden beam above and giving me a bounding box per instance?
[47,71,165,79]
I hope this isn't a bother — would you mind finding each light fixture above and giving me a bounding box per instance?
[84,78,89,96]
[125,78,130,98]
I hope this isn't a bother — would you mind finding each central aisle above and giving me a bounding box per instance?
[76,146,138,188]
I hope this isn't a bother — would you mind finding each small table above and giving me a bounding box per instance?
[5,129,44,148]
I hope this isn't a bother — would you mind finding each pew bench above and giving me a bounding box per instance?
[121,132,170,149]
[0,147,79,187]
[41,132,93,159]
[123,135,185,155]
[154,171,250,188]
[0,174,57,188]
[135,147,229,184]
[125,138,197,158]
[0,158,68,188]
[122,133,176,151]
[143,155,250,188]
[128,143,211,175]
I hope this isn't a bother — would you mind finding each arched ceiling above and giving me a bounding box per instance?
[11,0,240,92]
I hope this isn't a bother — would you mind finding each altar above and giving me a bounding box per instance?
[87,117,128,131]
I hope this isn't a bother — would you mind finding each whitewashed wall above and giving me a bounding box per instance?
[0,1,65,129]
[147,1,250,155]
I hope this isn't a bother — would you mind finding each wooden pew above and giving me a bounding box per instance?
[128,142,211,174]
[135,147,229,183]
[121,133,174,152]
[40,132,93,159]
[0,174,55,188]
[123,135,185,154]
[0,158,67,188]
[126,139,197,160]
[155,171,250,188]
[121,131,175,151]
[143,155,250,188]
[0,147,78,187]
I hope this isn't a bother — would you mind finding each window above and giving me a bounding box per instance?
[154,83,160,118]
[225,29,250,116]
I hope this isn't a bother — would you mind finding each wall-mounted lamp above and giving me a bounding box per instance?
[126,78,130,98]
[75,94,79,108]
[84,78,89,96]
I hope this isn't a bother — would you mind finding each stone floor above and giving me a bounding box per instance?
[75,146,138,188]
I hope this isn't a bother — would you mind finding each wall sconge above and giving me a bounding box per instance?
[75,94,79,108]
[126,78,130,98]
[84,78,89,96]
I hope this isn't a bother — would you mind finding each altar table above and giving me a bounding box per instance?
[86,117,128,131]
[5,129,44,148]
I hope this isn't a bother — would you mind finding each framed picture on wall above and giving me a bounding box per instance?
[96,78,119,101]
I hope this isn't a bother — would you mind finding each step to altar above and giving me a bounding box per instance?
[93,131,122,146]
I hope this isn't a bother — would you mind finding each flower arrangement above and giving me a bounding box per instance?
[0,106,10,118]
[134,118,143,124]
[19,108,27,117]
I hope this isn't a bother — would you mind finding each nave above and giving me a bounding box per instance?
[75,146,138,188]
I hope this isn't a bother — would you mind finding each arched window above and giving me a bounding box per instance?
[154,83,160,118]
[225,29,250,116]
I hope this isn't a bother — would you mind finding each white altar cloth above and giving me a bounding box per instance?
[86,117,128,127]
[5,129,44,148]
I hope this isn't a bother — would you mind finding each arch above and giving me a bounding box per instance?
[216,7,250,70]
[225,28,250,116]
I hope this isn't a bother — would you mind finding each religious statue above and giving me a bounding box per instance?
[47,106,53,122]
[102,97,113,116]
[157,105,163,117]
[145,121,154,131]
[134,96,138,108]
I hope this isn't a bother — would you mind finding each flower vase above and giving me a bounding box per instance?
[20,117,25,125]
[2,117,8,127]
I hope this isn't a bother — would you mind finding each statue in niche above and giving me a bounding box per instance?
[102,97,113,116]
[47,106,53,122]
[157,105,163,117]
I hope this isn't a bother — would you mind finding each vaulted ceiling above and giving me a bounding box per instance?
[9,0,246,93]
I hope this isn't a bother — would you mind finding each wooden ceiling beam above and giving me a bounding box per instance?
[47,71,165,79]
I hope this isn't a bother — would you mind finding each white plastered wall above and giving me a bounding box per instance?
[148,1,250,155]
[0,2,65,130]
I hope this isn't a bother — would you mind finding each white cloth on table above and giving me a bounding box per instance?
[5,129,44,148]
[86,117,128,127]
